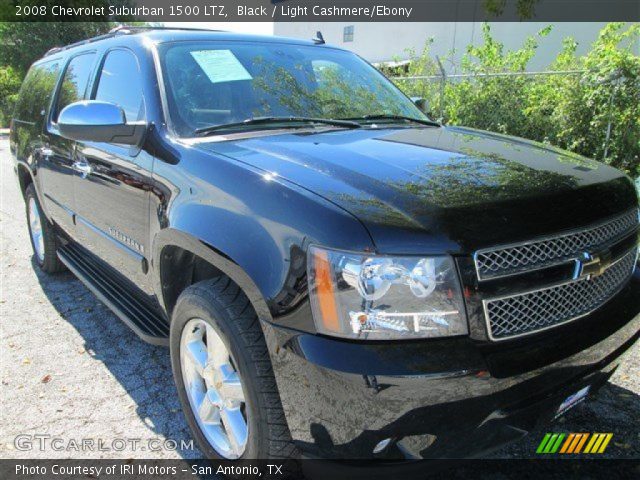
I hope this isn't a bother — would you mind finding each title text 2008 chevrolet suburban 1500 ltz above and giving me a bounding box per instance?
[9,27,640,461]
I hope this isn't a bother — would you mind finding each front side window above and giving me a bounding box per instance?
[159,42,425,137]
[94,50,144,122]
[54,53,96,121]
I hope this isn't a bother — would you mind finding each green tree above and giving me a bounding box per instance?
[0,22,116,126]
[549,23,640,176]
[444,23,552,139]
[0,22,115,75]
[388,22,640,177]
[0,0,144,126]
[0,65,20,126]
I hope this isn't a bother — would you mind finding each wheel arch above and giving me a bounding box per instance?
[152,228,273,324]
[16,162,34,199]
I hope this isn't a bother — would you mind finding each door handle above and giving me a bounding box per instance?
[39,147,53,158]
[73,161,93,178]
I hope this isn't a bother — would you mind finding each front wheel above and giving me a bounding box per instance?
[170,277,297,460]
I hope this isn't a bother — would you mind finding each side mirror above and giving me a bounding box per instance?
[58,101,146,145]
[411,97,429,114]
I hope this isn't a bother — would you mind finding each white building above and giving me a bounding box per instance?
[274,22,625,72]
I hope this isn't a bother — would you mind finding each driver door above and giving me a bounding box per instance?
[72,48,155,296]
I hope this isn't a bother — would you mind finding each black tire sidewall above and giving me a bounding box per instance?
[25,184,48,269]
[169,288,268,460]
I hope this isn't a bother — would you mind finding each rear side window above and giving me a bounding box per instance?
[14,60,60,122]
[94,50,144,122]
[54,53,96,121]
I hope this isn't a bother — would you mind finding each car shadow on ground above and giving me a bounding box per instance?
[31,256,203,459]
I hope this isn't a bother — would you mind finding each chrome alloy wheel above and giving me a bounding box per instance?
[28,197,45,262]
[180,318,248,458]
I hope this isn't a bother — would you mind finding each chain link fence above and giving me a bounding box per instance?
[388,64,631,168]
[392,68,584,119]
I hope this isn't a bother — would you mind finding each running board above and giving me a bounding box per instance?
[57,244,170,346]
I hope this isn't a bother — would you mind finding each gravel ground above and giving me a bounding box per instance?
[0,135,638,462]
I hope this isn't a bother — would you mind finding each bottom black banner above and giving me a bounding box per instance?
[1,459,639,480]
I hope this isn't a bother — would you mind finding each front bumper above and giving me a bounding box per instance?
[263,271,640,459]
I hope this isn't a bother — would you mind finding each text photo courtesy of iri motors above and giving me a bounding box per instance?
[0,1,639,479]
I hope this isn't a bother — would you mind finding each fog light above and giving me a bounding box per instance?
[373,437,393,454]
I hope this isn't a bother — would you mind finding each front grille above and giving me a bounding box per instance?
[475,209,638,280]
[484,247,638,340]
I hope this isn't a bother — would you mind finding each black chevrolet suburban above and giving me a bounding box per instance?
[10,27,640,461]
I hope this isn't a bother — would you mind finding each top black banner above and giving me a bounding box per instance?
[2,0,640,22]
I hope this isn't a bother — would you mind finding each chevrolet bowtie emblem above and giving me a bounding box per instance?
[575,250,613,280]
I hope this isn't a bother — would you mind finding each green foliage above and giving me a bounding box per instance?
[442,24,553,142]
[551,23,640,177]
[390,23,640,177]
[0,65,20,126]
[483,0,542,20]
[0,20,118,126]
[0,22,115,75]
[384,38,444,117]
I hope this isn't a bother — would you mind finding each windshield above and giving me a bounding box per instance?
[158,41,426,137]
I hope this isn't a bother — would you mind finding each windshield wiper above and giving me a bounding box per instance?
[195,116,361,136]
[345,114,440,127]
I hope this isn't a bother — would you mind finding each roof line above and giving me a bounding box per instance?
[44,25,228,57]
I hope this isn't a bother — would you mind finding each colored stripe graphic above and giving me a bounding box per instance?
[559,433,575,453]
[584,433,614,453]
[584,433,599,453]
[573,433,589,453]
[537,433,565,453]
[549,433,565,453]
[544,433,559,453]
[597,433,613,453]
[536,433,552,453]
[598,433,613,453]
[539,433,613,454]
[564,433,585,454]
[590,434,606,453]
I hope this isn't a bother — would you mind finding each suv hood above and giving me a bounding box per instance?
[196,126,637,254]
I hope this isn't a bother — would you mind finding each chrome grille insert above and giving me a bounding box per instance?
[475,209,639,280]
[484,247,638,341]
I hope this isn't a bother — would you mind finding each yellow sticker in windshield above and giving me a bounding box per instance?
[190,50,253,84]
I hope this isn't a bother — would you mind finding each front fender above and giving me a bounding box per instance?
[152,227,273,323]
[150,146,375,331]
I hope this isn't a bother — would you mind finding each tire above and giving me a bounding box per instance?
[170,276,298,461]
[25,184,66,274]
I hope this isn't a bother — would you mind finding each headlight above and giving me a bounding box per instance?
[308,246,468,340]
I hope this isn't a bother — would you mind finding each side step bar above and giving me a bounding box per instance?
[58,244,170,346]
